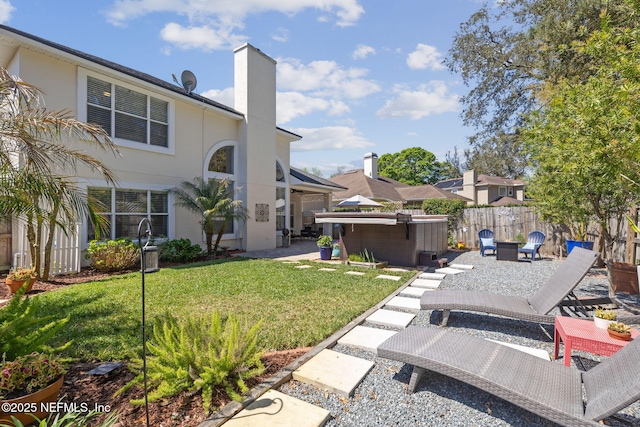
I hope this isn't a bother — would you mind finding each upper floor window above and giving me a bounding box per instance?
[208,146,234,174]
[86,75,169,148]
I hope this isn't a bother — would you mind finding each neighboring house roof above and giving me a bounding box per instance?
[329,169,469,203]
[434,178,463,190]
[396,185,469,202]
[289,167,346,191]
[477,174,526,187]
[0,24,300,139]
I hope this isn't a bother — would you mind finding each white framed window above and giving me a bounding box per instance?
[508,187,514,197]
[78,69,174,154]
[87,187,169,241]
[204,142,238,239]
[499,186,507,197]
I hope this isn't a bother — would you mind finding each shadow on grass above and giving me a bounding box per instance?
[34,289,143,360]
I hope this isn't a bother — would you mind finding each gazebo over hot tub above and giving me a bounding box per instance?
[314,212,448,267]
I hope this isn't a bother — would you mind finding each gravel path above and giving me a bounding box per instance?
[278,250,640,427]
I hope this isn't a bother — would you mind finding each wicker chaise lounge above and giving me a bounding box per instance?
[378,326,640,426]
[420,247,599,326]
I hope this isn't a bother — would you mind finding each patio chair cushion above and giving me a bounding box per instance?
[480,237,494,247]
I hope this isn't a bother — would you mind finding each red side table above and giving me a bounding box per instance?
[554,316,639,366]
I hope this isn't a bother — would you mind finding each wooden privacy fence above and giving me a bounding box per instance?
[449,206,638,262]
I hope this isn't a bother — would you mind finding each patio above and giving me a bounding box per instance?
[207,249,640,427]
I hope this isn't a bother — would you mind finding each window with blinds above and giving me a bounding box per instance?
[87,187,169,241]
[87,76,169,147]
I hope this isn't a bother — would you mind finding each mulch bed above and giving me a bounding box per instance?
[2,259,312,426]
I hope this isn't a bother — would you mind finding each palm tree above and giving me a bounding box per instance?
[173,177,248,256]
[0,67,119,280]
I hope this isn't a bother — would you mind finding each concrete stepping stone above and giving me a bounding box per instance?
[486,339,550,361]
[337,325,397,352]
[399,287,431,298]
[435,267,465,275]
[376,274,401,281]
[419,272,446,280]
[384,296,421,312]
[293,349,374,397]
[282,261,300,264]
[410,278,441,289]
[224,389,331,427]
[449,263,474,270]
[366,309,415,329]
[345,271,365,276]
[318,268,336,271]
[386,267,410,272]
[296,265,312,269]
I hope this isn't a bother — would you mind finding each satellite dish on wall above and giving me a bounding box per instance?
[181,70,197,94]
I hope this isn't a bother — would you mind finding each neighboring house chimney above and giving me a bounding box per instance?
[462,169,477,204]
[364,152,378,179]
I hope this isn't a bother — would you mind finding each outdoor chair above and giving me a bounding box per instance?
[478,229,496,256]
[378,326,640,427]
[518,230,546,262]
[420,247,599,326]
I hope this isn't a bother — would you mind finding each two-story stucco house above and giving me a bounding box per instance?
[0,25,343,273]
[435,170,527,206]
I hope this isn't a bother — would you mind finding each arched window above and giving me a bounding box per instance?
[275,160,287,232]
[204,142,237,236]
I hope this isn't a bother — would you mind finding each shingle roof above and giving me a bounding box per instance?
[290,166,346,190]
[329,169,469,203]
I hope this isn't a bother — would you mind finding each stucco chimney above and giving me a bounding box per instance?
[364,152,378,179]
[462,169,477,204]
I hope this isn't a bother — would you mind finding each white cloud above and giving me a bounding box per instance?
[160,22,246,51]
[271,27,289,43]
[352,44,375,60]
[0,0,14,23]
[406,43,445,71]
[277,58,380,99]
[277,92,349,124]
[201,87,235,108]
[290,126,374,151]
[106,0,364,50]
[376,81,459,120]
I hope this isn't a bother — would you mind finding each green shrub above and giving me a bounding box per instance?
[85,239,139,272]
[117,310,264,414]
[422,199,467,245]
[0,410,119,427]
[0,288,70,360]
[158,238,203,262]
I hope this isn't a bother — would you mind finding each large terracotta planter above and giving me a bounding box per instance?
[0,376,64,426]
[611,262,639,295]
[5,277,36,294]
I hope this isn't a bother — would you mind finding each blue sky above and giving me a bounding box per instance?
[1,0,486,176]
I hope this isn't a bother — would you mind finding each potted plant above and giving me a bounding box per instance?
[317,235,333,261]
[332,243,340,259]
[5,267,36,294]
[607,322,632,341]
[593,307,617,329]
[0,353,66,425]
[566,222,594,254]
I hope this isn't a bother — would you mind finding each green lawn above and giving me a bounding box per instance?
[34,257,415,361]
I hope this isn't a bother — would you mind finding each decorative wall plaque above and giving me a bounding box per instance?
[255,203,269,222]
